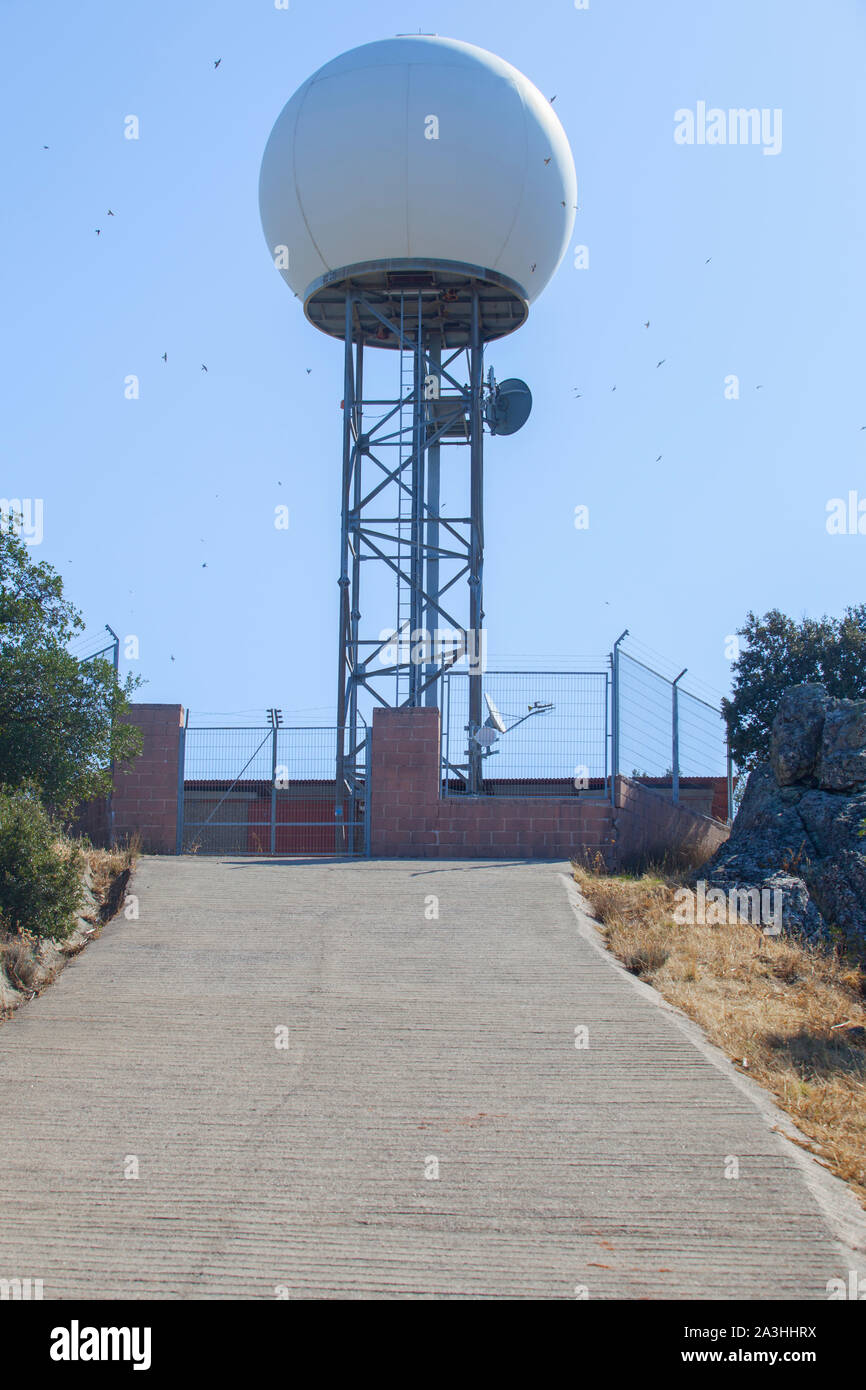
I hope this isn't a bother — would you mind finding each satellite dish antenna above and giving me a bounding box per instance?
[483,692,507,733]
[467,690,553,754]
[485,377,532,436]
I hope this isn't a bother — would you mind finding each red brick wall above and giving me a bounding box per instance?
[112,704,183,854]
[370,706,616,861]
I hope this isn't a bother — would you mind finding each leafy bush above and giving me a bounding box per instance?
[0,785,83,940]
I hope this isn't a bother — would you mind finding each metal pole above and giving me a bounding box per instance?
[270,720,278,855]
[603,669,610,803]
[611,629,628,803]
[348,333,363,813]
[105,624,120,849]
[672,668,687,805]
[467,287,484,794]
[410,294,425,705]
[425,335,442,709]
[335,292,354,853]
[726,730,734,824]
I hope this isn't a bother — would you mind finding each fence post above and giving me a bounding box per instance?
[269,722,278,855]
[610,630,629,803]
[106,624,120,849]
[672,668,687,805]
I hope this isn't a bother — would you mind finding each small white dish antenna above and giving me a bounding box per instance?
[483,692,507,733]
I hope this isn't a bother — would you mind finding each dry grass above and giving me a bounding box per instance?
[573,859,866,1206]
[85,834,139,924]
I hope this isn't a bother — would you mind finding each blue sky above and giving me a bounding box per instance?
[2,0,864,729]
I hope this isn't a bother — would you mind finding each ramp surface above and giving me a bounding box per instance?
[0,856,862,1299]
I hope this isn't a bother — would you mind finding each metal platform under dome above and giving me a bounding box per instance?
[304,259,529,348]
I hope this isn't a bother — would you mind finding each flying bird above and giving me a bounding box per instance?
[306,368,312,374]
[549,95,557,103]
[656,359,665,368]
[170,655,175,662]
[611,385,616,392]
[705,257,712,264]
[95,228,101,235]
[214,58,221,68]
[530,262,536,272]
[43,145,49,150]
[202,562,208,568]
[755,385,763,390]
[201,364,208,372]
[107,209,114,216]
[543,157,551,165]
[643,321,650,329]
[656,455,663,462]
[161,352,167,362]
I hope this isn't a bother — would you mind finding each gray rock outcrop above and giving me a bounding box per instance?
[701,684,866,945]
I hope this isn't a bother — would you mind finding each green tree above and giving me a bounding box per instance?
[723,607,866,770]
[0,524,142,811]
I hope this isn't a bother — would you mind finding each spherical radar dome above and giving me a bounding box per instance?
[259,35,576,345]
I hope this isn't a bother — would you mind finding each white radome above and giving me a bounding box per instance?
[259,35,576,311]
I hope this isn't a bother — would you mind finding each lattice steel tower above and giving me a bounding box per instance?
[259,35,576,828]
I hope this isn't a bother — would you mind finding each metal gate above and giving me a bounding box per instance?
[177,723,369,856]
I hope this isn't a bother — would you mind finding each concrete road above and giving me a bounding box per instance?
[0,856,863,1300]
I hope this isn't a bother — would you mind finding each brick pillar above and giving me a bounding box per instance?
[112,704,184,853]
[369,706,440,856]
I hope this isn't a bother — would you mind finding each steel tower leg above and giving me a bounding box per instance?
[336,293,355,849]
[467,289,484,794]
[409,295,426,705]
[424,335,442,709]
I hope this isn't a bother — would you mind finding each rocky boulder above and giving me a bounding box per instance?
[818,701,866,790]
[769,683,826,786]
[700,684,866,946]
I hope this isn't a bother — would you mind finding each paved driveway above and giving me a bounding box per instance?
[0,856,863,1299]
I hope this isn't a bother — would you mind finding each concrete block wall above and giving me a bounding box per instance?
[112,704,184,853]
[370,706,617,861]
[613,775,729,868]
